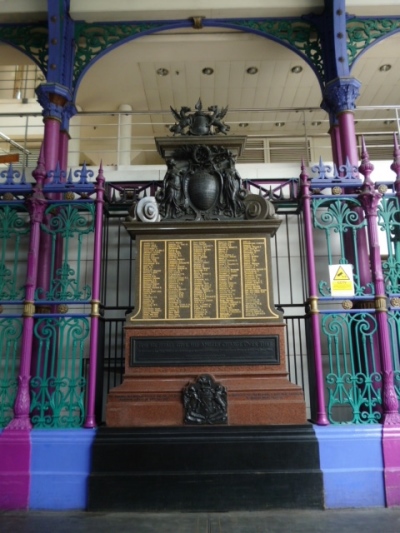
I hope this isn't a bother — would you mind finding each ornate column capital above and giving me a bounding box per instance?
[322,77,361,116]
[36,83,74,122]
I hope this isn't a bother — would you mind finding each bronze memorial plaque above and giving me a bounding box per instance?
[130,236,281,323]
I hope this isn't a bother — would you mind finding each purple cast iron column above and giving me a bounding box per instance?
[300,162,329,425]
[58,130,69,173]
[328,112,343,168]
[382,134,400,507]
[358,138,400,425]
[7,154,47,430]
[324,78,373,290]
[84,164,105,428]
[35,85,71,301]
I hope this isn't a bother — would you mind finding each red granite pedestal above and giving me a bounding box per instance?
[106,324,307,427]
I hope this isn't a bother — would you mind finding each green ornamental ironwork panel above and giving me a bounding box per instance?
[36,203,94,301]
[347,18,400,69]
[30,316,89,428]
[0,205,30,301]
[312,198,372,297]
[323,312,381,424]
[0,317,23,427]
[378,196,400,295]
[73,21,166,84]
[0,23,48,75]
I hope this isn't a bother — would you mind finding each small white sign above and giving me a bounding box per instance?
[329,264,355,297]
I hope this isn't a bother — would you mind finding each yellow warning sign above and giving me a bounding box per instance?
[329,264,355,297]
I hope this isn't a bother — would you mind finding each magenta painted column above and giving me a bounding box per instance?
[7,152,47,430]
[58,130,69,173]
[330,122,343,167]
[84,164,105,428]
[324,78,373,291]
[358,138,400,425]
[300,162,329,425]
[381,134,400,506]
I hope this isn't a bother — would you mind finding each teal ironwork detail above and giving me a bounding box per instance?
[0,205,30,301]
[0,23,48,75]
[347,18,400,69]
[323,312,382,424]
[378,196,400,295]
[43,262,91,301]
[0,317,23,427]
[231,19,324,81]
[312,198,372,296]
[387,310,400,401]
[35,203,94,301]
[73,21,166,83]
[30,316,89,428]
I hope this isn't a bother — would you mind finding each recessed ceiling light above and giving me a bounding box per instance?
[239,123,249,128]
[275,122,285,127]
[291,66,303,74]
[246,67,258,75]
[379,64,392,72]
[156,68,169,76]
[202,67,214,75]
[311,121,322,126]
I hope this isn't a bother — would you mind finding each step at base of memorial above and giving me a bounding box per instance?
[88,425,324,511]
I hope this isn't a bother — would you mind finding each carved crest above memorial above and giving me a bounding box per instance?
[127,101,276,223]
[169,98,230,136]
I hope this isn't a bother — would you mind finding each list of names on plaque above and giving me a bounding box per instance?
[133,237,277,321]
[166,240,191,319]
[217,240,243,318]
[141,241,165,319]
[192,241,217,319]
[242,239,268,317]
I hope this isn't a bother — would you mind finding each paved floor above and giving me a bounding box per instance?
[1,509,400,533]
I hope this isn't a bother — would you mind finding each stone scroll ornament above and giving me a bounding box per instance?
[183,374,228,425]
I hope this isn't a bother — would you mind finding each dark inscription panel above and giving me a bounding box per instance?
[130,336,280,366]
[130,237,280,322]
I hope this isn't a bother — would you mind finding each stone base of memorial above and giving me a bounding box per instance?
[105,220,307,427]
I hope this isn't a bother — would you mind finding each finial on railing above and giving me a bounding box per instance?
[311,156,332,180]
[339,156,359,180]
[391,133,400,195]
[300,158,309,188]
[97,160,105,186]
[358,135,374,186]
[52,161,62,184]
[32,143,46,186]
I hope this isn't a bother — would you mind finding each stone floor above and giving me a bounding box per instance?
[1,509,400,533]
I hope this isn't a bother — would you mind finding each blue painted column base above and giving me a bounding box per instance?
[30,429,96,510]
[314,425,385,508]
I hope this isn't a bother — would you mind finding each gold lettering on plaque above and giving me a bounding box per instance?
[130,237,279,322]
